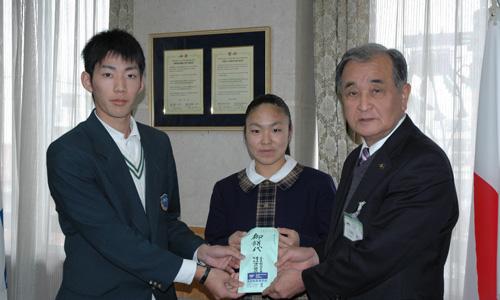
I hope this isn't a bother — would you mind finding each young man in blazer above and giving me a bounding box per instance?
[47,29,242,300]
[263,43,459,299]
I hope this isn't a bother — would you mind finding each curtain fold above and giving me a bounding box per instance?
[109,0,134,31]
[313,0,369,183]
[315,0,489,299]
[1,1,109,299]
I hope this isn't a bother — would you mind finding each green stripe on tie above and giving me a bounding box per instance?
[124,146,144,179]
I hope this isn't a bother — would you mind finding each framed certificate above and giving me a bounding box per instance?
[163,49,204,115]
[149,27,271,130]
[211,46,254,114]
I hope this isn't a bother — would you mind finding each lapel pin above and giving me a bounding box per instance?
[160,193,169,211]
[378,163,385,169]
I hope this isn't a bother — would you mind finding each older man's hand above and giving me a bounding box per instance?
[262,268,305,299]
[277,246,319,271]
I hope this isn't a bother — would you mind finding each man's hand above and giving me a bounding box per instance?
[201,267,244,300]
[277,246,319,271]
[197,244,243,272]
[262,268,305,299]
[278,227,300,248]
[228,231,246,250]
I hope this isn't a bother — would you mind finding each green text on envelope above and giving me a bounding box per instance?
[238,227,279,293]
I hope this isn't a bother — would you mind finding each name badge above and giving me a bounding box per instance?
[343,201,366,242]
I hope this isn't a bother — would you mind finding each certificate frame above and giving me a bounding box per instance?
[149,27,271,130]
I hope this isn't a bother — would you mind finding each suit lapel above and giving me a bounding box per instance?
[138,124,161,242]
[83,112,151,238]
[344,151,393,213]
[345,117,414,214]
[333,152,357,228]
[326,116,415,252]
[325,149,358,251]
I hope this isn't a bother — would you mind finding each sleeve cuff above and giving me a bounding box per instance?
[193,247,200,263]
[173,259,197,284]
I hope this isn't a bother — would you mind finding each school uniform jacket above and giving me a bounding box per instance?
[302,116,459,299]
[205,166,336,247]
[47,112,204,300]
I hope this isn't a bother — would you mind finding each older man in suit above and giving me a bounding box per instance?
[47,29,242,300]
[263,43,459,299]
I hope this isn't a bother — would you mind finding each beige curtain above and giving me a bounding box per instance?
[313,0,369,183]
[109,0,134,31]
[1,1,109,299]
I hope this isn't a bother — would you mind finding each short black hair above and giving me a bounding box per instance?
[244,93,292,155]
[82,29,145,77]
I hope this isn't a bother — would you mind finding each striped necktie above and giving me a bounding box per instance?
[359,147,370,165]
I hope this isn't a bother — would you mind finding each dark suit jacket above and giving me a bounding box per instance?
[47,112,204,300]
[302,116,459,300]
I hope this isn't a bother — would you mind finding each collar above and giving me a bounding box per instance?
[95,111,141,143]
[238,162,304,193]
[245,155,298,185]
[361,114,406,157]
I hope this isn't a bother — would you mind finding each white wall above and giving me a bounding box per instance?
[134,0,315,226]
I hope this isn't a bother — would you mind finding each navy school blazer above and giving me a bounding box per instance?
[47,112,204,300]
